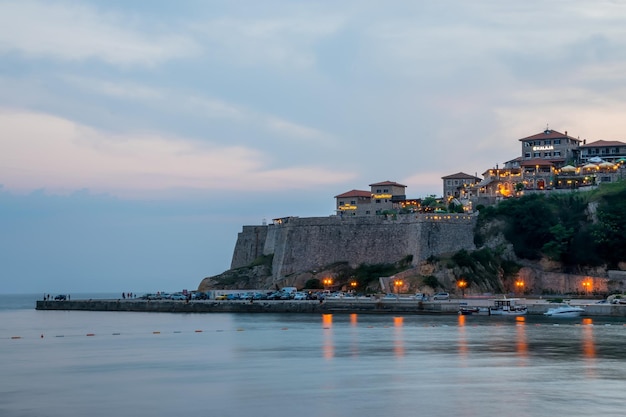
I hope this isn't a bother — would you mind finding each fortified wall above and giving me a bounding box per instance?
[231,213,477,283]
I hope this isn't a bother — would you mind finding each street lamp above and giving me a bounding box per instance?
[393,279,403,299]
[457,279,467,298]
[582,280,591,296]
[349,280,358,292]
[515,280,524,295]
[323,278,333,291]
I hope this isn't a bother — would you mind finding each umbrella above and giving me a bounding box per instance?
[560,165,576,172]
[599,161,615,168]
[582,163,598,170]
[588,156,604,163]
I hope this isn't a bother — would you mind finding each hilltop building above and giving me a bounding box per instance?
[441,128,626,207]
[333,127,626,217]
[335,181,423,216]
[441,172,481,199]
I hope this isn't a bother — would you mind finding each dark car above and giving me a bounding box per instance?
[54,294,67,301]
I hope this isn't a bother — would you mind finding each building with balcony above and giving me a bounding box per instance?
[519,128,581,166]
[441,172,481,199]
[578,140,626,165]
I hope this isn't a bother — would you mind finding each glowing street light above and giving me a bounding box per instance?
[582,280,591,295]
[393,279,403,299]
[515,280,524,294]
[322,278,333,292]
[457,279,467,298]
[349,280,358,292]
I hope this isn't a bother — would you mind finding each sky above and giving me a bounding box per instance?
[2,0,626,294]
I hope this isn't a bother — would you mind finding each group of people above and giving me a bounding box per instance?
[121,292,136,299]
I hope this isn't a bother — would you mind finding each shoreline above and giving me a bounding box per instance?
[35,298,626,317]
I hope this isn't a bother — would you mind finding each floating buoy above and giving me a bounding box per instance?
[41,334,44,338]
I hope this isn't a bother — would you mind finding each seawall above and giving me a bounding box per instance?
[231,213,477,283]
[35,299,626,317]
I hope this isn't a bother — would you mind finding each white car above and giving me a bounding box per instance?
[433,292,450,300]
[293,292,308,300]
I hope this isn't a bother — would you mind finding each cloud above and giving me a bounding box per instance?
[0,109,354,196]
[192,14,345,69]
[0,1,200,66]
[61,75,164,101]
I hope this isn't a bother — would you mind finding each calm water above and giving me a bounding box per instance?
[1,294,625,417]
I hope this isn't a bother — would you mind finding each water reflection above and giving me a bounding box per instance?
[322,314,334,360]
[515,316,528,363]
[393,316,404,358]
[582,318,596,377]
[350,314,359,358]
[457,314,468,359]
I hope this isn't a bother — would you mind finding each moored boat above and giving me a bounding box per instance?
[543,304,585,318]
[489,298,527,316]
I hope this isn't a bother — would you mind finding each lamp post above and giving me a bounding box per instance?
[515,280,524,295]
[349,280,358,293]
[323,278,333,291]
[393,279,403,299]
[582,281,591,296]
[457,279,467,298]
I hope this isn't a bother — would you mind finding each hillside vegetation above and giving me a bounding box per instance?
[475,181,626,270]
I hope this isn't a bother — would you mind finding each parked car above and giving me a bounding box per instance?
[170,293,187,300]
[293,292,308,300]
[54,294,67,301]
[433,292,450,300]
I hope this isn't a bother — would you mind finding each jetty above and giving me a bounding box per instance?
[35,298,626,317]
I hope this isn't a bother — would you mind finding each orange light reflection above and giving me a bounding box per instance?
[582,318,596,377]
[322,314,334,360]
[457,314,468,358]
[515,316,528,361]
[393,317,405,358]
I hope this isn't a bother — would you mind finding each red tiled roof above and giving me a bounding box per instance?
[334,189,371,199]
[368,180,407,187]
[519,158,555,167]
[441,172,480,180]
[519,129,581,143]
[579,139,626,148]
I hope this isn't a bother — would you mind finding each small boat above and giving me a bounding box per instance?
[489,298,527,316]
[543,305,585,318]
[459,306,479,315]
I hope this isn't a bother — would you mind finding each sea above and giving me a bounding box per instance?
[1,293,626,417]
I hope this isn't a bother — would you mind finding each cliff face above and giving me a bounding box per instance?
[228,213,477,285]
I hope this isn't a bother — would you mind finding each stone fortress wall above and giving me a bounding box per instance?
[231,213,477,284]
